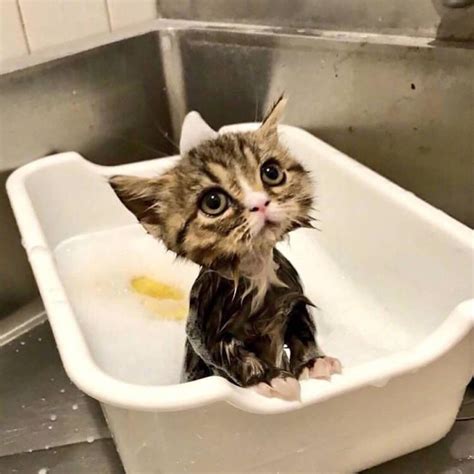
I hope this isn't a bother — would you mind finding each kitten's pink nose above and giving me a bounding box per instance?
[247,192,270,213]
[250,201,270,213]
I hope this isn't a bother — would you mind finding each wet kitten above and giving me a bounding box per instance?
[110,96,341,400]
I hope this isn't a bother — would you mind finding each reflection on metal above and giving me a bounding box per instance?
[0,298,46,347]
[443,0,474,8]
[159,30,188,143]
[157,0,474,40]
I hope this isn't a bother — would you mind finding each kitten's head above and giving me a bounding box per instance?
[110,97,313,275]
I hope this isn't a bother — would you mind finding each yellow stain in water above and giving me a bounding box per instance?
[130,276,187,321]
[131,276,184,300]
[142,298,188,321]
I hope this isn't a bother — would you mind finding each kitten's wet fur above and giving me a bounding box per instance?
[110,96,341,400]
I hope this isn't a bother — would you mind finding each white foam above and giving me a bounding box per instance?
[279,229,414,366]
[54,225,198,386]
[54,225,415,386]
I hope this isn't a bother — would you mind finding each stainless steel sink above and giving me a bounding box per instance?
[0,13,473,472]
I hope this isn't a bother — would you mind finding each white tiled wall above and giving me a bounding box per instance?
[0,0,159,63]
[107,0,157,30]
[0,0,29,60]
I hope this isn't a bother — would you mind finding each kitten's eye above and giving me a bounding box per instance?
[199,189,229,216]
[261,160,285,186]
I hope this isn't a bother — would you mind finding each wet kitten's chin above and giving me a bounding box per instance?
[253,217,289,245]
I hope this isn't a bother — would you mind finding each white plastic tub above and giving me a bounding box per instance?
[7,124,474,473]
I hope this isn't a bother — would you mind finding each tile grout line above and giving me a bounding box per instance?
[104,0,113,32]
[15,0,31,54]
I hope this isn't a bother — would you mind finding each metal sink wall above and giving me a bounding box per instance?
[0,19,472,318]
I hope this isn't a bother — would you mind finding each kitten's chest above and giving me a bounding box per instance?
[223,288,290,366]
[221,283,296,340]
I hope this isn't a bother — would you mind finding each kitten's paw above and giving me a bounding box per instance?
[254,375,301,401]
[306,356,342,380]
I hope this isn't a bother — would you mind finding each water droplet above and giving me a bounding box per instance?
[15,349,19,353]
[28,449,33,453]
[87,436,94,443]
[60,388,65,394]
[49,414,57,421]
[74,428,79,432]
[50,377,54,382]
[38,337,42,342]
[41,398,46,402]
[38,468,49,474]
[372,378,389,388]
[72,403,78,410]
[21,404,26,409]
[20,341,25,345]
[45,445,50,450]
[48,425,52,430]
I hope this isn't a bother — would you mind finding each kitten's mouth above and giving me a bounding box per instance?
[250,214,282,239]
[257,219,281,239]
[264,219,280,229]
[258,216,279,231]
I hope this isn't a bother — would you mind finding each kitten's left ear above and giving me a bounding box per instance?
[179,111,218,155]
[258,94,287,143]
[109,175,160,225]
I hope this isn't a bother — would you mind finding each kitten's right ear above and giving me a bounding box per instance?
[109,175,160,225]
[257,94,287,144]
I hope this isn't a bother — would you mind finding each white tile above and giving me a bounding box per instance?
[19,0,111,51]
[106,0,158,30]
[0,0,29,61]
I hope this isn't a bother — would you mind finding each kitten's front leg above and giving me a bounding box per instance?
[181,339,213,383]
[285,306,342,380]
[201,335,300,401]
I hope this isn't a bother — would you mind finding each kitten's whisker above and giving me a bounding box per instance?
[153,121,180,151]
[144,202,159,213]
[254,91,260,122]
[305,212,320,222]
[114,136,170,157]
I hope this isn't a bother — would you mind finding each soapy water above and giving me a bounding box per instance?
[54,225,414,386]
[55,225,198,386]
[284,230,415,365]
